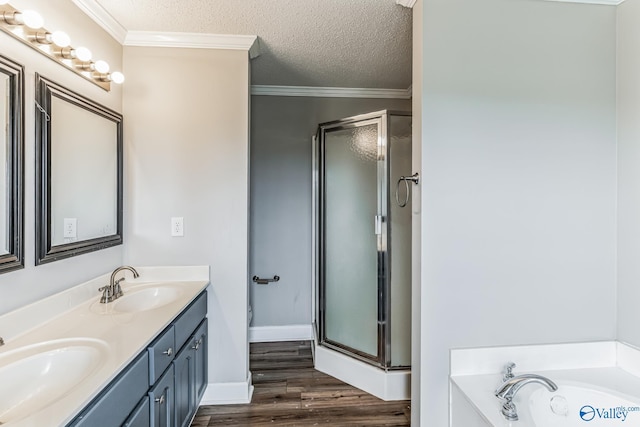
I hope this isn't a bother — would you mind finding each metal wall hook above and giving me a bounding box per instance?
[395,172,420,208]
[252,275,280,285]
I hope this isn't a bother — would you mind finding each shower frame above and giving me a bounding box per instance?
[313,110,411,370]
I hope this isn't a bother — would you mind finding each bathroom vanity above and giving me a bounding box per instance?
[69,291,207,427]
[0,266,209,427]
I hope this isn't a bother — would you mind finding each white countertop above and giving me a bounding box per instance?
[0,266,210,427]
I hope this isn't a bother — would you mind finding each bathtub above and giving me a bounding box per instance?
[449,342,640,427]
[529,382,640,426]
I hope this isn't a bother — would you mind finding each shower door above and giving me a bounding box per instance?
[319,114,387,364]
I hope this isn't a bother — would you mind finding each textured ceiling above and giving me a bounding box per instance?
[93,0,413,89]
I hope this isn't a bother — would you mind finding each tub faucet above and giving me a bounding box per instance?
[99,266,140,303]
[495,371,558,421]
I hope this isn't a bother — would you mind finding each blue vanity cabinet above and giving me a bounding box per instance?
[174,319,208,427]
[66,290,208,427]
[123,397,150,427]
[174,336,196,427]
[68,352,150,427]
[193,320,208,403]
[149,365,175,427]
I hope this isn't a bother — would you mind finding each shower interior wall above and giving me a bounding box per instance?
[249,96,411,333]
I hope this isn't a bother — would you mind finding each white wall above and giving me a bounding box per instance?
[617,0,640,347]
[123,47,251,398]
[250,96,410,330]
[416,0,617,425]
[411,1,423,425]
[0,0,124,315]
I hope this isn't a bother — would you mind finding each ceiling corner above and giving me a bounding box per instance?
[71,0,128,44]
[395,0,418,8]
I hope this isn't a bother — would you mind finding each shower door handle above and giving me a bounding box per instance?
[375,215,383,235]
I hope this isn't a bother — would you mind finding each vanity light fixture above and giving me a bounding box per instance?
[0,2,123,91]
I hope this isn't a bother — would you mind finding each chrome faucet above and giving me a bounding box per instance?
[495,363,558,421]
[99,266,140,303]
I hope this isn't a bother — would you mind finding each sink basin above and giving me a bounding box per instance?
[111,285,183,313]
[0,338,109,424]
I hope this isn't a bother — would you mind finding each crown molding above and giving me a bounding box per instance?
[124,31,260,57]
[396,0,418,8]
[251,85,412,99]
[542,0,624,4]
[72,0,128,43]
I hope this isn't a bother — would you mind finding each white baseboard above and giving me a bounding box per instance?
[315,345,411,401]
[249,324,313,342]
[199,372,254,405]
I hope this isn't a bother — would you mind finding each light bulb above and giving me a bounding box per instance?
[51,31,70,48]
[74,46,92,62]
[94,60,109,74]
[110,72,124,84]
[21,10,44,29]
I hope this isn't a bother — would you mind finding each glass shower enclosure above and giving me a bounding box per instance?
[314,110,412,369]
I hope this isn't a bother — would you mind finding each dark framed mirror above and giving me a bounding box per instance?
[0,55,24,273]
[35,74,122,265]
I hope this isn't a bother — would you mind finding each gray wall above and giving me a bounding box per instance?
[415,0,617,425]
[123,47,251,397]
[250,96,411,328]
[617,0,640,347]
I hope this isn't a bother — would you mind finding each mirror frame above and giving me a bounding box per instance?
[0,55,24,273]
[35,74,123,265]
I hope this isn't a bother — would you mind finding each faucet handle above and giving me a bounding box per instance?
[503,362,516,381]
[98,286,113,304]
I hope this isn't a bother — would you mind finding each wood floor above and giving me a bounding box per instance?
[192,341,411,426]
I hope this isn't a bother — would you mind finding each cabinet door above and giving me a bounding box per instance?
[123,396,150,427]
[193,320,208,403]
[174,342,196,427]
[149,365,174,427]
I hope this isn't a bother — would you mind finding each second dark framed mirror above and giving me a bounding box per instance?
[35,74,123,265]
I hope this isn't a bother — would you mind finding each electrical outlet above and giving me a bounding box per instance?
[171,217,184,237]
[64,218,77,238]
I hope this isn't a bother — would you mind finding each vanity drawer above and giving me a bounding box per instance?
[69,352,149,427]
[148,325,175,385]
[174,291,207,349]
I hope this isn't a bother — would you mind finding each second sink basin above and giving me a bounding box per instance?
[111,284,184,313]
[0,338,109,424]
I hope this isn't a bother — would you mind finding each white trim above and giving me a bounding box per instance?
[124,31,259,53]
[251,85,412,99]
[199,373,254,405]
[249,324,313,342]
[71,0,128,43]
[315,345,410,401]
[396,0,418,8]
[542,0,624,4]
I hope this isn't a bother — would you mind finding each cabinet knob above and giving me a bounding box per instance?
[192,338,202,351]
[155,395,165,405]
[163,347,173,357]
